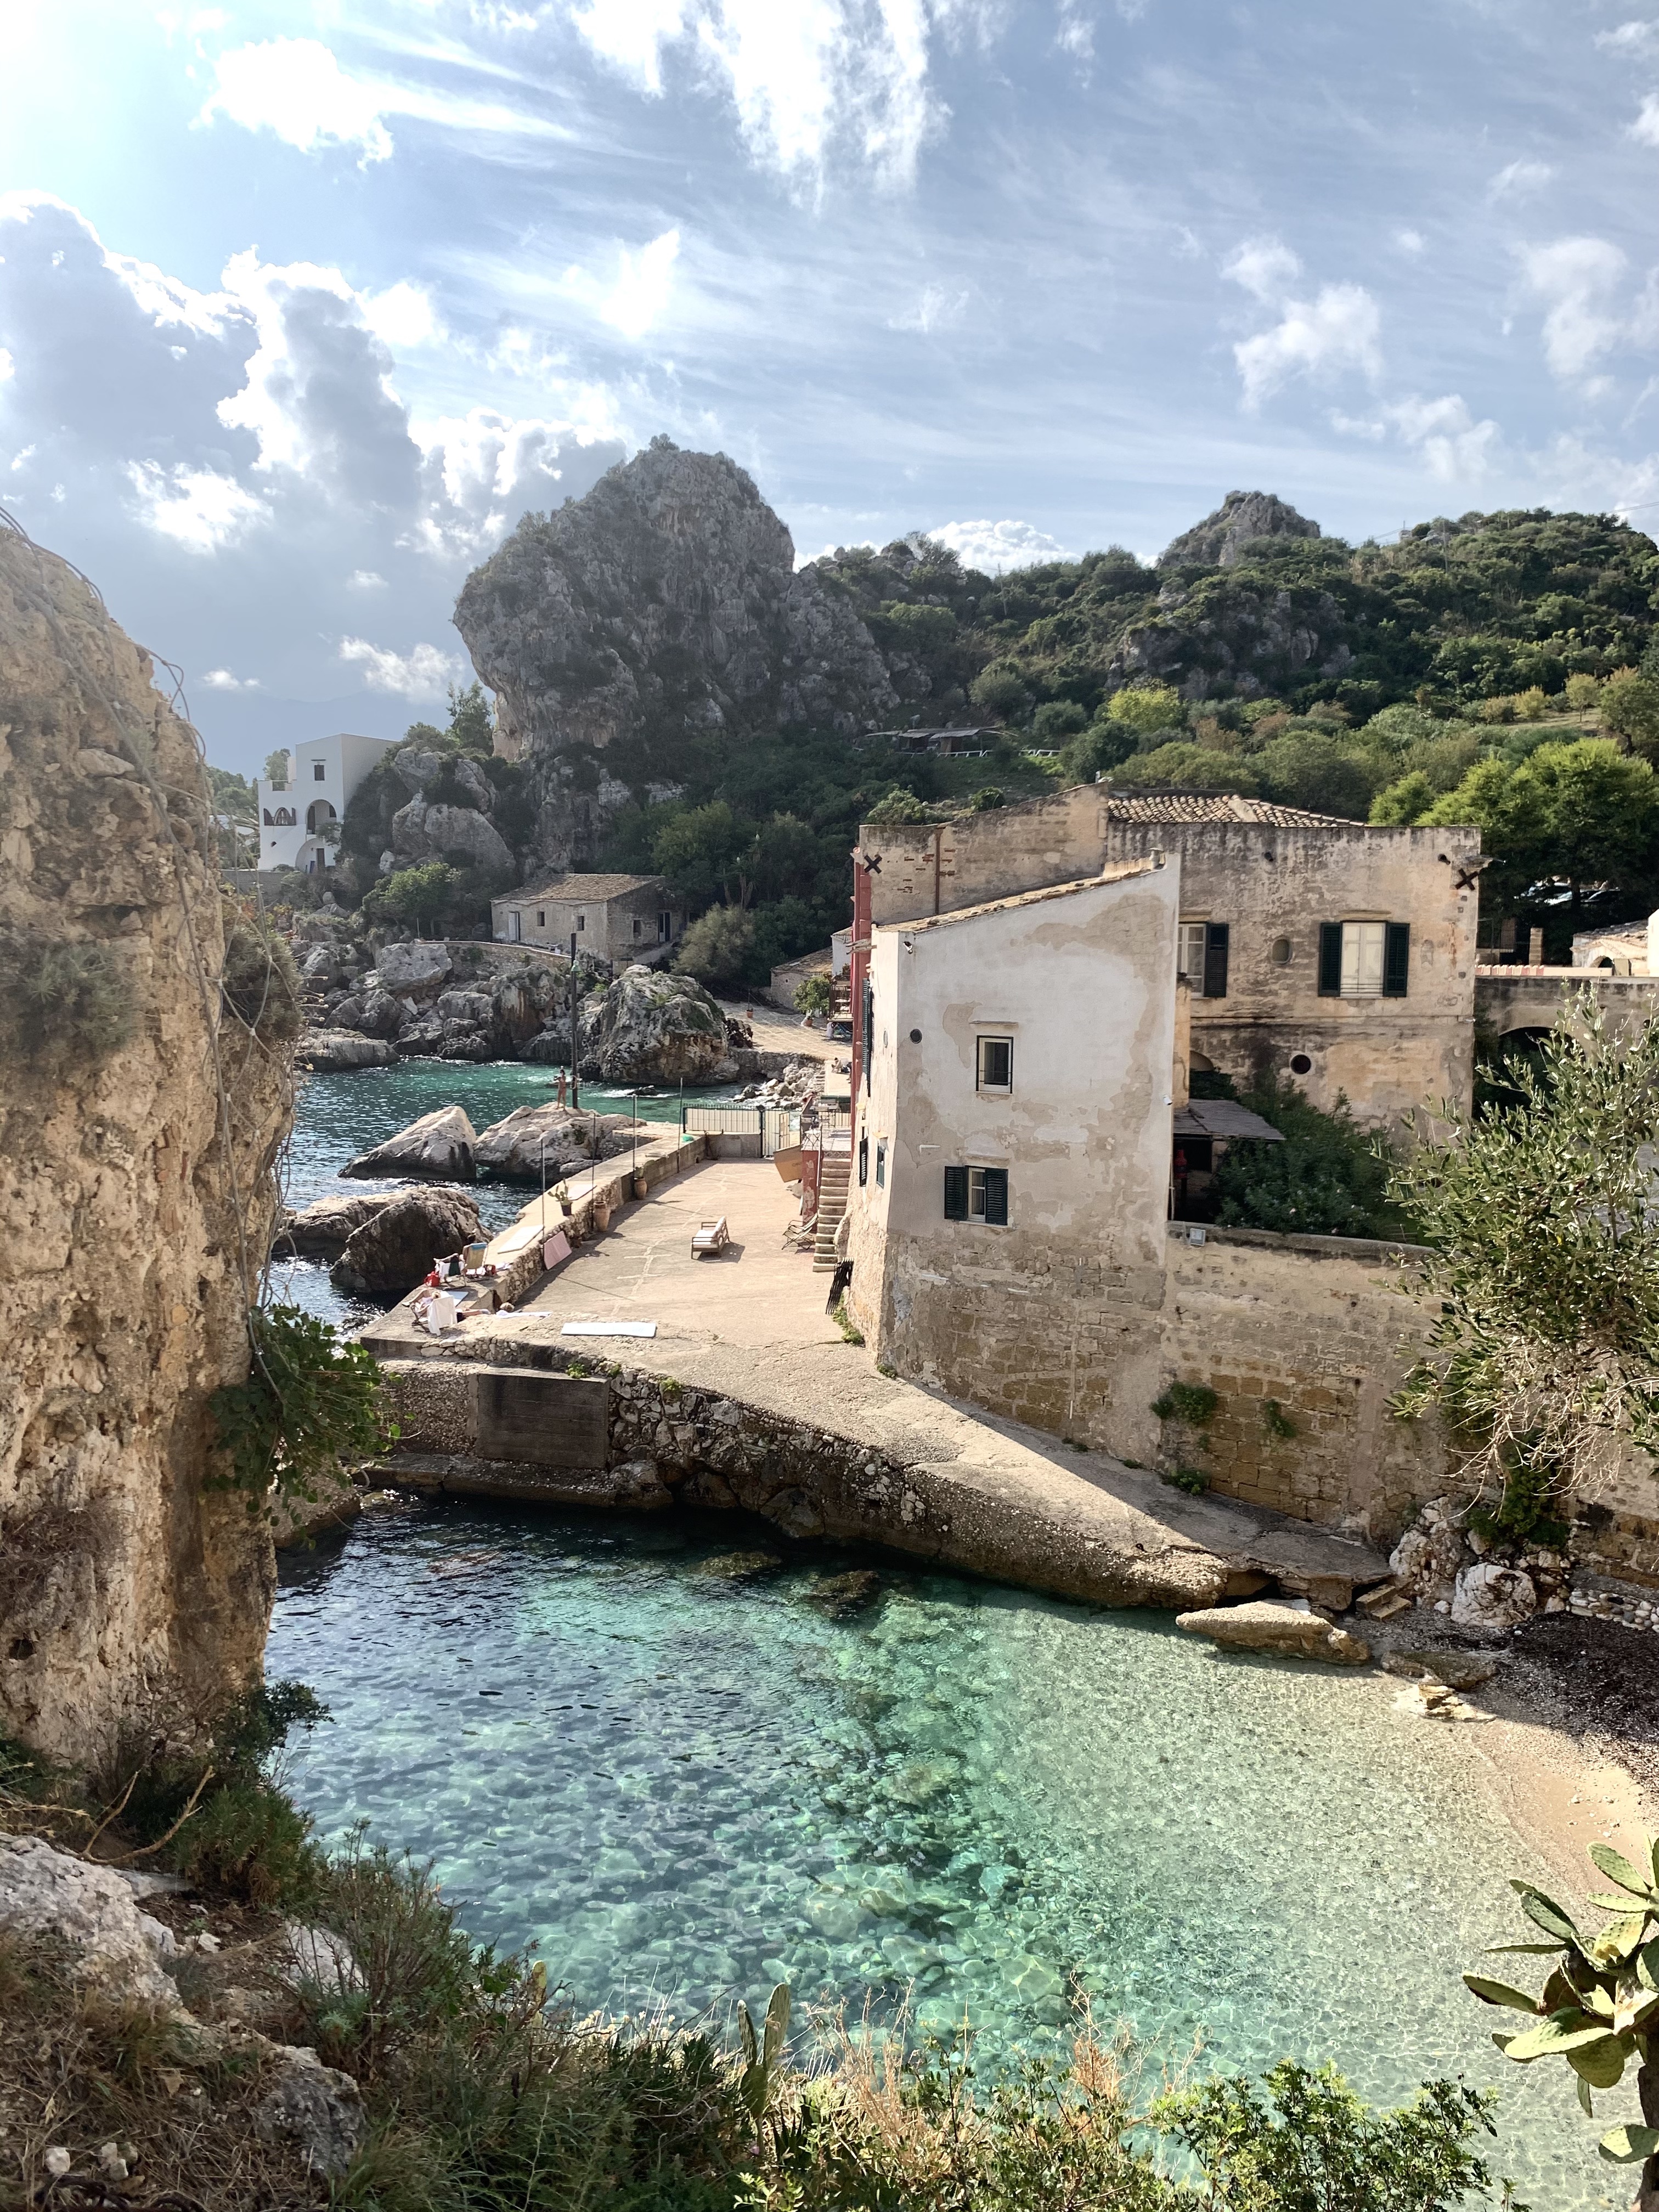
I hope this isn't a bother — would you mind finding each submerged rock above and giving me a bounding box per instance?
[696,1550,784,1581]
[342,1105,477,1182]
[806,1569,883,1620]
[274,1192,399,1259]
[331,1187,483,1297]
[1175,1600,1371,1666]
[297,1028,398,1072]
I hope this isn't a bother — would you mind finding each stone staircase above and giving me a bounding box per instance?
[812,1147,852,1272]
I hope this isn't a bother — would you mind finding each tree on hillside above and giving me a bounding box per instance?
[361,862,460,936]
[651,802,748,908]
[1419,739,1659,927]
[1387,996,1659,1515]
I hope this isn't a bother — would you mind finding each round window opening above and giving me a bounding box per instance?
[909,1028,923,1043]
[1289,1052,1313,1075]
[1271,936,1293,965]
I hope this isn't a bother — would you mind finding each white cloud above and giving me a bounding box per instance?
[1392,228,1426,256]
[362,281,444,349]
[1596,20,1659,54]
[338,635,463,699]
[0,348,13,382]
[571,0,687,93]
[1330,410,1385,440]
[566,0,943,188]
[1520,235,1628,381]
[600,229,680,340]
[1635,95,1659,148]
[348,568,388,589]
[1384,393,1501,482]
[201,667,261,689]
[198,38,567,166]
[888,281,970,332]
[1055,0,1093,64]
[1488,158,1553,200]
[927,517,1069,571]
[124,460,268,551]
[1230,279,1383,409]
[1222,236,1301,303]
[201,38,396,162]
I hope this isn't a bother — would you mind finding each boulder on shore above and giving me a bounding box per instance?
[474,1103,643,1182]
[273,1192,399,1260]
[298,1029,398,1072]
[584,965,731,1084]
[331,1187,483,1297]
[375,940,452,995]
[341,1105,477,1182]
[1176,1600,1371,1666]
[1450,1562,1537,1636]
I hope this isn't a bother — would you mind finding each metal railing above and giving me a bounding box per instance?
[681,1104,803,1158]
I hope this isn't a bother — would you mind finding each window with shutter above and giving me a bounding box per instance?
[982,1167,1009,1225]
[1318,922,1342,995]
[858,1132,868,1187]
[1203,922,1230,1000]
[1383,921,1410,996]
[1177,921,1207,988]
[862,980,874,1059]
[875,1140,887,1188]
[977,1036,1013,1091]
[944,1166,969,1219]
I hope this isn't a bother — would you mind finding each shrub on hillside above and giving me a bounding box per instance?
[673,905,757,990]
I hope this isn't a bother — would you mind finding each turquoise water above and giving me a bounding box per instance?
[274,1060,740,1328]
[269,1505,1601,2205]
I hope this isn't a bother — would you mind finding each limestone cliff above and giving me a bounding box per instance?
[454,439,896,871]
[0,524,294,1763]
[1157,490,1322,570]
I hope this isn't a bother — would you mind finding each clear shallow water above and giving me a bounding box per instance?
[274,1060,740,1328]
[269,1504,1599,2205]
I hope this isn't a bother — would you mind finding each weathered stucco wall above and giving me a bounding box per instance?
[845,864,1178,1393]
[1474,966,1659,1041]
[1103,819,1480,1128]
[864,787,1103,925]
[0,529,292,1761]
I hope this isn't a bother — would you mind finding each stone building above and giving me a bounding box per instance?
[857,784,1482,1127]
[257,732,399,874]
[492,873,684,963]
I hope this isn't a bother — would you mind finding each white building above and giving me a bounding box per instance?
[256,733,400,874]
[842,858,1182,1404]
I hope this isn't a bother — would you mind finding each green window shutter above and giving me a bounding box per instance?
[1318,922,1343,996]
[1383,921,1410,996]
[944,1166,969,1220]
[1203,922,1230,1000]
[983,1168,1009,1226]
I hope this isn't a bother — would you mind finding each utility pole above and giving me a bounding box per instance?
[568,931,580,1110]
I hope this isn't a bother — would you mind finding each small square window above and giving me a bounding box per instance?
[633,917,642,938]
[875,1139,887,1188]
[537,910,546,928]
[977,1036,1013,1092]
[967,1166,1008,1223]
[313,761,326,782]
[576,913,585,932]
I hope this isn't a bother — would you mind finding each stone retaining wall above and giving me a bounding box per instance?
[371,1357,1256,1611]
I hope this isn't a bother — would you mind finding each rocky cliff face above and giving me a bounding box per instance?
[0,526,294,1763]
[1158,490,1322,570]
[454,439,896,870]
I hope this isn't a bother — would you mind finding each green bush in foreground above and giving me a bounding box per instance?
[210,1300,390,1510]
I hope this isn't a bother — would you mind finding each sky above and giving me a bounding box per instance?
[2,2,1657,774]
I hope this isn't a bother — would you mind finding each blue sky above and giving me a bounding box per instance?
[2,1,1656,771]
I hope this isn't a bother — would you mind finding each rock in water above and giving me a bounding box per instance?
[473,1104,639,1181]
[274,1193,400,1259]
[342,1106,478,1182]
[1176,1600,1371,1665]
[454,440,896,868]
[1158,490,1322,569]
[0,527,292,1761]
[297,1029,398,1072]
[586,965,730,1083]
[0,1837,180,2004]
[331,1188,484,1296]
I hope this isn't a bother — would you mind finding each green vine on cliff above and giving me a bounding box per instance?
[209,1301,392,1510]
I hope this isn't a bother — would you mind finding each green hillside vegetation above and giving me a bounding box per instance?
[275,509,1659,981]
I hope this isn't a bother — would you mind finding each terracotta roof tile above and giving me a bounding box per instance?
[1102,791,1354,827]
[505,873,667,902]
